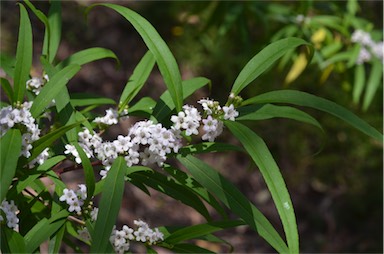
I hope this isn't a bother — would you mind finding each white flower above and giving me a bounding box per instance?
[202,116,223,142]
[351,29,373,46]
[26,77,44,95]
[0,200,19,231]
[28,148,50,168]
[64,144,82,164]
[222,104,239,121]
[76,184,87,201]
[370,41,383,60]
[78,227,91,241]
[93,108,119,126]
[59,188,76,202]
[356,47,371,64]
[90,207,99,221]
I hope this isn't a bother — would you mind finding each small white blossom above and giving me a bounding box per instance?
[78,227,91,241]
[93,108,119,126]
[356,47,372,64]
[0,200,19,231]
[222,104,239,121]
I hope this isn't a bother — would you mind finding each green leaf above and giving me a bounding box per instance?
[17,156,65,193]
[14,4,33,102]
[132,171,211,220]
[243,90,383,141]
[87,4,183,111]
[56,47,119,70]
[24,209,69,253]
[163,164,228,219]
[128,97,157,117]
[48,224,65,254]
[90,157,127,253]
[30,64,81,118]
[152,77,211,122]
[70,93,116,107]
[237,104,324,132]
[1,77,14,104]
[353,64,365,104]
[1,227,26,253]
[362,59,383,111]
[225,121,298,253]
[0,129,22,202]
[74,142,95,203]
[119,51,156,113]
[231,38,312,95]
[28,122,82,163]
[165,220,244,244]
[43,0,61,63]
[177,155,288,253]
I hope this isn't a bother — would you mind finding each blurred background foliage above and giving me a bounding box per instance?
[1,0,382,252]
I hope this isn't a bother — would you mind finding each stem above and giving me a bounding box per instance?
[54,160,102,176]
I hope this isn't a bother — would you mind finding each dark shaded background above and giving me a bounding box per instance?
[1,1,383,253]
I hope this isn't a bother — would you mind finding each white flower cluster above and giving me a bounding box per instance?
[59,184,87,214]
[351,29,384,64]
[65,121,182,178]
[110,219,164,254]
[0,102,49,167]
[26,74,49,95]
[63,95,239,178]
[26,75,49,95]
[0,199,19,231]
[93,108,119,126]
[171,99,239,142]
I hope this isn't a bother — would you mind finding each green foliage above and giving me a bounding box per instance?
[0,1,381,254]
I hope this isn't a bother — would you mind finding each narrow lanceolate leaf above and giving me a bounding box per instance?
[0,129,22,202]
[56,47,119,70]
[91,157,127,253]
[87,4,184,111]
[164,220,245,244]
[70,93,116,107]
[1,227,26,253]
[231,38,312,95]
[119,51,155,113]
[74,142,95,203]
[237,104,324,132]
[243,90,383,141]
[43,0,61,63]
[352,64,365,105]
[14,4,33,102]
[178,155,289,253]
[225,121,298,253]
[363,59,383,111]
[24,209,69,253]
[30,64,81,118]
[132,171,211,220]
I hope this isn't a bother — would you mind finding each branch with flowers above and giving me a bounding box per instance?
[1,1,382,253]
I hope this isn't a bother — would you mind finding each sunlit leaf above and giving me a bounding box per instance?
[14,4,33,103]
[243,90,383,141]
[226,121,298,253]
[86,4,183,111]
[231,37,312,95]
[91,157,127,253]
